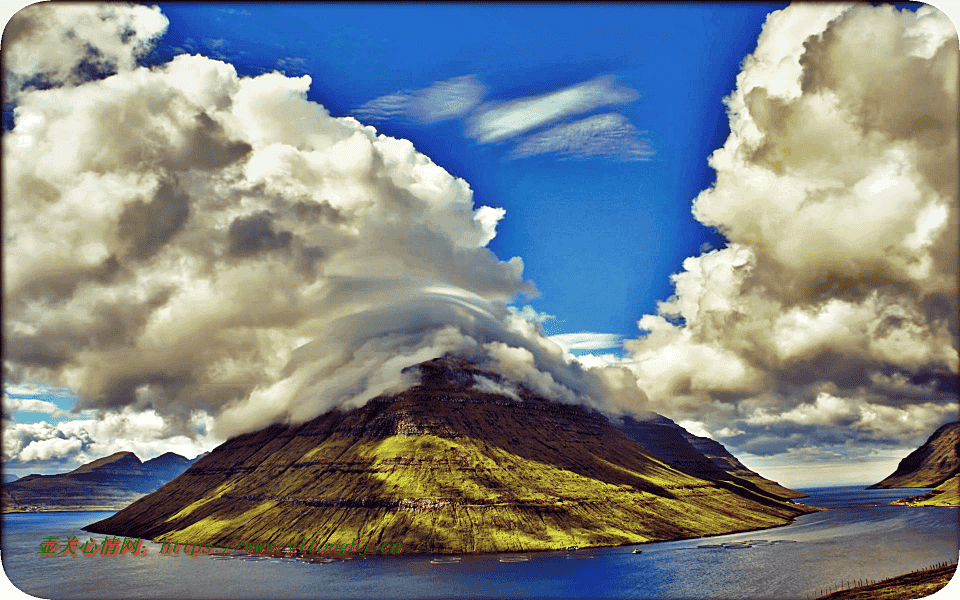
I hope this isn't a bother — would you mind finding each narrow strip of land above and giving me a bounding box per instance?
[815,563,957,600]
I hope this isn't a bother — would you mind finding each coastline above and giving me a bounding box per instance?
[2,506,125,514]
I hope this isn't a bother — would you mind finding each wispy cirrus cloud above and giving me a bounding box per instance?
[509,113,652,161]
[467,75,638,144]
[353,75,486,123]
[354,74,648,162]
[549,332,623,351]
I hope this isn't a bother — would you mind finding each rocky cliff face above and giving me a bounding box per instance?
[86,356,816,553]
[2,451,198,511]
[869,421,960,489]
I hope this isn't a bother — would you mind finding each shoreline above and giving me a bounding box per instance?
[3,507,124,514]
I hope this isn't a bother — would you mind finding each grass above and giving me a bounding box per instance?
[892,475,959,507]
[815,563,957,600]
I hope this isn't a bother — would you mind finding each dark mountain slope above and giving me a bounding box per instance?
[613,415,807,500]
[86,356,816,553]
[869,421,960,489]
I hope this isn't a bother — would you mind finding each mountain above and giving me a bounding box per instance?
[869,421,960,489]
[613,414,806,499]
[2,474,20,484]
[86,356,816,554]
[2,451,199,512]
[142,452,197,481]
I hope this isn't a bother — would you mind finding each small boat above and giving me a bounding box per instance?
[499,554,530,562]
[430,556,462,564]
[631,549,643,554]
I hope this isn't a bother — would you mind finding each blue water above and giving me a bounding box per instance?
[2,486,957,599]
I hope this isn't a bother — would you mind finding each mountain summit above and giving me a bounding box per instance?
[86,356,814,553]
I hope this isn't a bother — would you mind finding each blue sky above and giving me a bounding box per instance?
[141,2,782,349]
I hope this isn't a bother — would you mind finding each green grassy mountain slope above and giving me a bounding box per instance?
[869,422,960,489]
[86,357,817,553]
[2,451,198,512]
[892,475,960,507]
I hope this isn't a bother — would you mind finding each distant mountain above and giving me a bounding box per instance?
[869,422,960,489]
[86,356,816,554]
[2,451,200,512]
[613,414,807,499]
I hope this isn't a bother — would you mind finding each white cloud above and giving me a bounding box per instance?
[352,92,413,122]
[3,2,168,101]
[510,113,652,161]
[2,395,67,417]
[677,419,711,438]
[507,305,555,324]
[408,75,486,123]
[620,3,958,460]
[3,408,219,467]
[549,332,622,351]
[3,14,654,443]
[467,75,638,144]
[571,353,621,369]
[353,75,486,123]
[2,383,74,398]
[472,375,521,401]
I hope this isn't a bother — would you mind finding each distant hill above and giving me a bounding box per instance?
[869,422,960,489]
[86,355,816,554]
[2,451,200,512]
[613,414,806,499]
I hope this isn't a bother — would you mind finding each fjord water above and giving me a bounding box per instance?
[2,486,957,599]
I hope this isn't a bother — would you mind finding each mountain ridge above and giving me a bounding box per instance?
[86,355,816,553]
[2,451,200,512]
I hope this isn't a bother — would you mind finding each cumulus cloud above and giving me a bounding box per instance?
[3,4,651,448]
[2,2,168,101]
[509,113,653,161]
[353,75,486,123]
[3,408,217,468]
[622,3,958,457]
